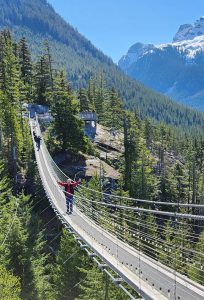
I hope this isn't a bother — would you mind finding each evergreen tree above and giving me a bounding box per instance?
[18,37,32,85]
[123,112,156,199]
[78,88,90,112]
[0,265,21,300]
[34,54,52,104]
[77,266,130,300]
[51,71,87,154]
[103,87,123,130]
[53,229,89,300]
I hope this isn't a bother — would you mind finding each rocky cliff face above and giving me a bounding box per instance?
[173,17,204,42]
[118,17,204,111]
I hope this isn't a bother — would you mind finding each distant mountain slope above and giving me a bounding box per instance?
[118,17,204,112]
[1,0,204,127]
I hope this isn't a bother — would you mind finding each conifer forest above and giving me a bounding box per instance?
[0,19,203,300]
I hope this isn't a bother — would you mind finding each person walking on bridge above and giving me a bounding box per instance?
[36,135,41,151]
[58,178,81,214]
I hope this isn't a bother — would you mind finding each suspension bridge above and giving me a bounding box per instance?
[30,116,204,300]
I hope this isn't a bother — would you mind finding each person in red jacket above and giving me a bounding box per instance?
[58,178,81,214]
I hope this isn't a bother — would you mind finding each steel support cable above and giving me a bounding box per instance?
[35,249,81,297]
[75,191,204,243]
[30,184,52,210]
[113,222,203,260]
[32,197,48,210]
[74,196,204,263]
[115,214,204,244]
[39,204,52,215]
[63,190,202,244]
[102,269,138,300]
[28,208,59,242]
[41,195,204,290]
[75,203,204,287]
[34,120,204,210]
[73,197,202,282]
[75,178,204,208]
[32,119,204,292]
[43,144,204,209]
[71,211,201,264]
[48,232,61,245]
[75,198,204,220]
[29,185,46,200]
[36,155,204,296]
[108,204,204,229]
[113,214,202,245]
[1,197,19,247]
[67,278,87,294]
[75,202,188,264]
[73,190,204,221]
[62,249,80,265]
[138,212,142,298]
[75,199,204,269]
[74,191,203,230]
[74,193,203,252]
[110,211,204,245]
[43,214,58,228]
[74,199,204,265]
[79,184,204,209]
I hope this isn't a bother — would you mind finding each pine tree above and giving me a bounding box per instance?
[103,87,123,130]
[78,88,90,112]
[34,54,52,104]
[53,229,89,300]
[77,266,130,300]
[0,265,21,300]
[51,71,87,154]
[123,112,156,199]
[144,118,154,149]
[123,112,140,194]
[0,30,25,182]
[19,37,32,85]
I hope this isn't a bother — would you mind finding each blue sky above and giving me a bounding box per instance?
[48,0,204,63]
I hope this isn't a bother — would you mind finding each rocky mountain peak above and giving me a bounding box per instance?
[118,42,155,70]
[173,17,204,42]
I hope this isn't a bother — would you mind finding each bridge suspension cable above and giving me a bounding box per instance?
[39,136,204,219]
[31,116,204,299]
[35,119,204,210]
[1,197,19,247]
[74,196,204,285]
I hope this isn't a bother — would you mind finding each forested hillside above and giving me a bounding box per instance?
[1,0,204,128]
[0,29,135,300]
[0,30,203,299]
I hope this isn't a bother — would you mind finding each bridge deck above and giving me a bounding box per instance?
[31,120,204,300]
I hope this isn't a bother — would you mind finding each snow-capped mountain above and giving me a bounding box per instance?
[119,43,155,69]
[173,17,204,42]
[118,17,204,111]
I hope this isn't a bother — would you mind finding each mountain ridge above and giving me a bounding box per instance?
[118,17,204,112]
[173,17,204,42]
[1,0,204,127]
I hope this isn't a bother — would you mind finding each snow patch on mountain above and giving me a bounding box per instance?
[119,17,204,69]
[118,43,155,69]
[119,35,204,69]
[118,16,204,112]
[158,35,204,61]
[173,24,193,42]
[173,17,204,42]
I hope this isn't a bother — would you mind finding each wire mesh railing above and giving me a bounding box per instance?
[31,115,204,296]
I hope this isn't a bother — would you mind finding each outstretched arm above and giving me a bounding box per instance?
[72,179,81,187]
[58,181,67,187]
